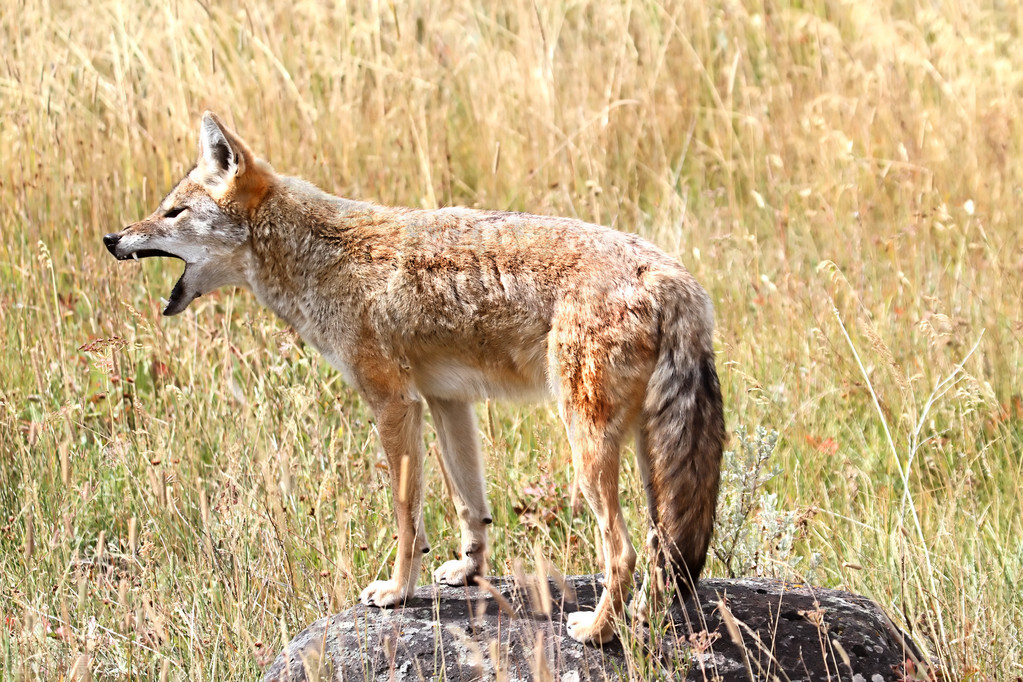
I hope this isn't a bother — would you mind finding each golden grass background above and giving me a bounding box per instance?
[1,0,1021,678]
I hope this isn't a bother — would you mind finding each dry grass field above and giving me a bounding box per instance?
[2,0,1022,679]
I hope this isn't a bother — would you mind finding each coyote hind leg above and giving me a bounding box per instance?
[549,288,656,643]
[560,412,637,644]
[629,427,663,623]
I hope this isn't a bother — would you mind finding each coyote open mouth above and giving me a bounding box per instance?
[103,235,197,316]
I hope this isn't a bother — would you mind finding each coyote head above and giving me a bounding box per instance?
[104,112,270,315]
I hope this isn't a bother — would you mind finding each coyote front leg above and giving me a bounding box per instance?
[359,387,428,607]
[426,397,491,586]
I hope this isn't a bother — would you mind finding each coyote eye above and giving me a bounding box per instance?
[164,206,186,219]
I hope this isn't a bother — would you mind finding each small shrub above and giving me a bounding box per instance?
[713,425,818,580]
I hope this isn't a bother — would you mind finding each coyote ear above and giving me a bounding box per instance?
[197,111,254,183]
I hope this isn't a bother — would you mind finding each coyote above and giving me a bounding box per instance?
[103,112,725,644]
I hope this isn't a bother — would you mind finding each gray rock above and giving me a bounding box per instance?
[263,575,926,681]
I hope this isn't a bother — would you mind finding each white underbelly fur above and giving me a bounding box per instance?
[412,357,548,402]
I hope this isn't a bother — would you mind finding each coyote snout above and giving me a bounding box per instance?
[106,112,725,645]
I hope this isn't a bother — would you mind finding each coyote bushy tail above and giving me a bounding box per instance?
[641,282,725,599]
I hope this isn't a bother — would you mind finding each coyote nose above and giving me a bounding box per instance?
[103,233,121,255]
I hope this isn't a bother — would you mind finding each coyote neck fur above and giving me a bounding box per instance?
[244,178,389,334]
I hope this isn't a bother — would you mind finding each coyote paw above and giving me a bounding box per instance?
[359,580,407,608]
[565,610,615,644]
[433,557,482,586]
